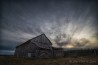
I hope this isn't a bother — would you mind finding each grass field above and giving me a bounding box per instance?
[0,56,98,65]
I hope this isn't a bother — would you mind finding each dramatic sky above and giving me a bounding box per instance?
[0,0,98,55]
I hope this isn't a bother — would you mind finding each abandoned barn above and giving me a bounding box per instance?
[14,34,64,58]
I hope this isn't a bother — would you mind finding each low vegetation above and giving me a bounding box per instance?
[0,55,98,65]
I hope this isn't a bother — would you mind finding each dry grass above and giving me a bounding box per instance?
[0,56,98,65]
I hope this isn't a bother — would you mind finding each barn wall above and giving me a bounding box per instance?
[36,49,53,58]
[15,42,53,58]
[15,43,39,57]
[15,44,65,58]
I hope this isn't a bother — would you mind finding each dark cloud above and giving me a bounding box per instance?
[0,0,98,55]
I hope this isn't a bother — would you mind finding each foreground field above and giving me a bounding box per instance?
[0,56,98,65]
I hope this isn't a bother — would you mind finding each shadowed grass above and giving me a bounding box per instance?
[0,56,98,65]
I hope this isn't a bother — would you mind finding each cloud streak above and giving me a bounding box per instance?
[0,0,98,55]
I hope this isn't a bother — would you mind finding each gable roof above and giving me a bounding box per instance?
[16,39,32,48]
[31,34,52,49]
[16,34,52,49]
[31,34,52,45]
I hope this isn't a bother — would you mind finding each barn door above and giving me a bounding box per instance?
[38,50,51,58]
[28,53,35,58]
[28,53,31,57]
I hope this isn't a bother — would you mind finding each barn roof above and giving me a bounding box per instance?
[16,34,52,49]
[16,39,31,48]
[31,34,52,49]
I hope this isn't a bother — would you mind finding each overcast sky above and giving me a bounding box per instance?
[0,0,98,55]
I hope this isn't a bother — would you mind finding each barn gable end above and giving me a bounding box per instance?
[31,34,52,49]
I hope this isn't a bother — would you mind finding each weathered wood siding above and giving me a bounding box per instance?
[36,49,53,58]
[15,42,39,57]
[15,42,53,58]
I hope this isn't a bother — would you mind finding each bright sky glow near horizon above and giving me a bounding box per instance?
[0,0,98,55]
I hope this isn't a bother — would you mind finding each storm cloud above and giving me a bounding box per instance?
[0,0,98,55]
